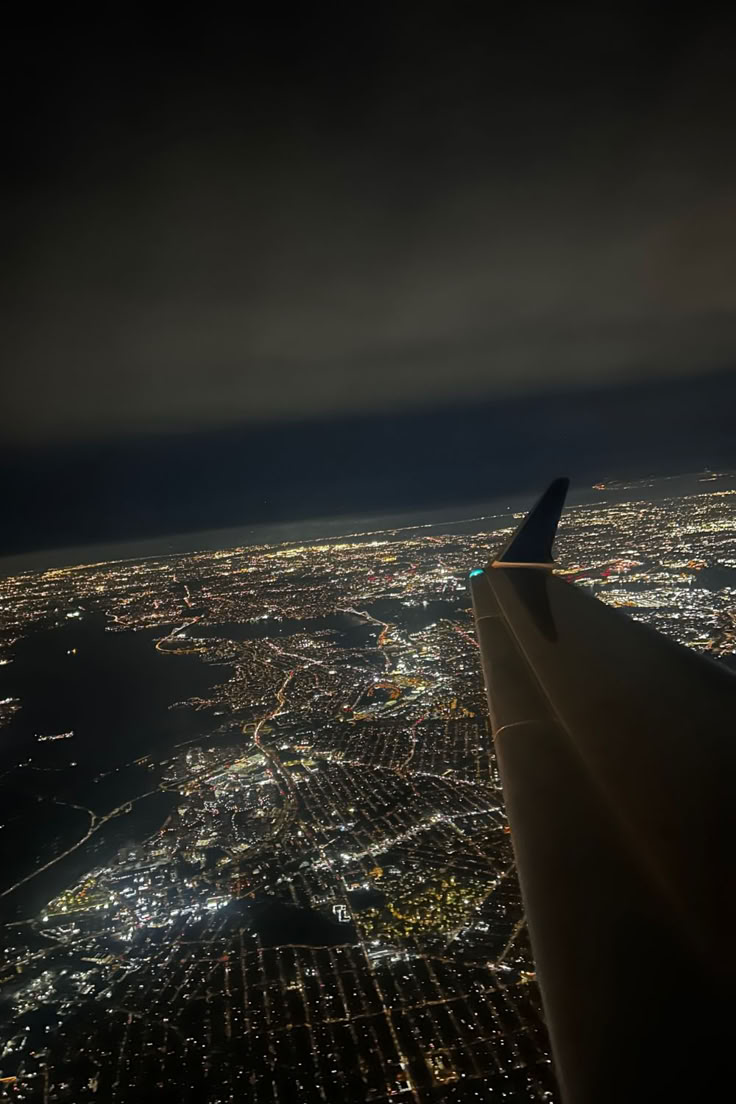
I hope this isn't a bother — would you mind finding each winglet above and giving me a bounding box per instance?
[490,477,569,569]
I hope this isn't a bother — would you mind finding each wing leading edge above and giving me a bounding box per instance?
[469,481,736,1104]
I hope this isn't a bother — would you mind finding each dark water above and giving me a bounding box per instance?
[364,597,468,632]
[0,615,226,915]
[0,615,225,773]
[699,566,736,592]
[194,599,468,647]
[0,791,178,923]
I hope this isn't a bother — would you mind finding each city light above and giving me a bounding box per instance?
[0,474,734,1100]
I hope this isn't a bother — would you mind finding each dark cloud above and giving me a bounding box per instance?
[4,9,736,443]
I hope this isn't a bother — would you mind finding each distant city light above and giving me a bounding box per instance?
[0,472,733,1098]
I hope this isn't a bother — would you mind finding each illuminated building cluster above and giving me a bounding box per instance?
[0,475,734,1101]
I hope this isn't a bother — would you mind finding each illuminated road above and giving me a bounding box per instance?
[338,607,394,668]
[155,616,202,653]
[235,669,299,852]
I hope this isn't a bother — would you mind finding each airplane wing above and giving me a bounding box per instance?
[469,480,736,1104]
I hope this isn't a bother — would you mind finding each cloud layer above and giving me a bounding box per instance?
[4,11,736,442]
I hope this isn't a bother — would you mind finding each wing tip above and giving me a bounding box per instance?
[493,477,570,566]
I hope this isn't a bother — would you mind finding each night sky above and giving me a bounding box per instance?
[4,10,736,558]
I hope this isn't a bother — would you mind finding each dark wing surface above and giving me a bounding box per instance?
[469,482,736,1104]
